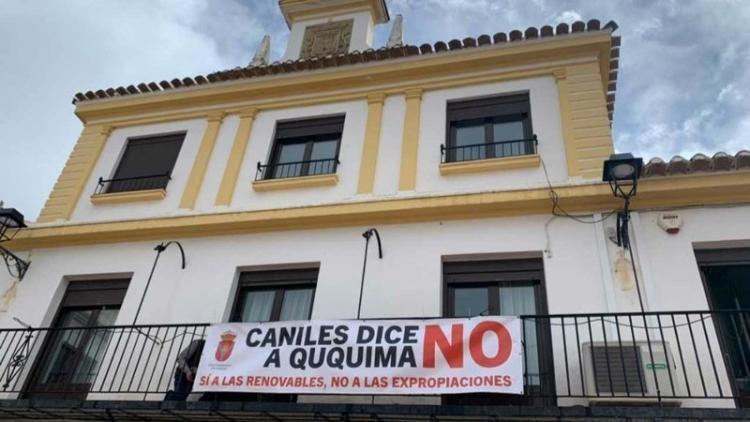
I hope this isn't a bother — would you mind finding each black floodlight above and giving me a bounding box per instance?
[602,153,643,200]
[602,153,643,250]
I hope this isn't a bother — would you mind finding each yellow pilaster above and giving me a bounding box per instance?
[357,93,386,194]
[398,88,423,191]
[179,112,225,209]
[556,63,615,179]
[37,125,113,222]
[554,68,579,177]
[215,108,258,206]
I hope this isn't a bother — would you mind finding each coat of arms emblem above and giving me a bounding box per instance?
[215,330,237,362]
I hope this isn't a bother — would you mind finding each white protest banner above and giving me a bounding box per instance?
[194,317,524,395]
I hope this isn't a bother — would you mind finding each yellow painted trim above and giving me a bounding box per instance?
[252,174,339,191]
[42,59,603,223]
[179,112,225,209]
[554,68,579,177]
[43,34,614,223]
[356,92,386,194]
[215,108,258,206]
[440,154,541,176]
[398,88,423,191]
[37,125,112,223]
[12,171,750,251]
[554,62,614,177]
[90,189,166,205]
[74,32,613,125]
[89,64,571,130]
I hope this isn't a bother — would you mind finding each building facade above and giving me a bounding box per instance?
[1,0,750,419]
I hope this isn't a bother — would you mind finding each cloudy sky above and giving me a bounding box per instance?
[1,0,749,219]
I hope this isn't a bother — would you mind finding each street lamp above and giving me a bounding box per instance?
[602,153,643,249]
[0,205,30,280]
[0,207,26,242]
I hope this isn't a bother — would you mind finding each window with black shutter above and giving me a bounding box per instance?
[104,133,185,193]
[442,259,554,406]
[24,279,130,399]
[231,268,318,323]
[216,268,318,403]
[259,116,344,180]
[444,94,534,163]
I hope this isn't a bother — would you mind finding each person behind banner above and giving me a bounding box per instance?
[165,339,205,401]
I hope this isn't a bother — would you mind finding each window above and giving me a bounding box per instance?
[443,259,553,406]
[260,116,343,180]
[104,133,185,193]
[231,268,318,323]
[696,248,750,407]
[444,94,534,163]
[221,268,317,404]
[25,279,129,399]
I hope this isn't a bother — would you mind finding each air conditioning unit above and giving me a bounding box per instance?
[582,341,684,404]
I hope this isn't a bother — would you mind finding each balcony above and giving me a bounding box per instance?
[439,137,541,175]
[90,173,172,205]
[255,158,340,180]
[253,158,340,191]
[440,137,538,164]
[0,311,747,420]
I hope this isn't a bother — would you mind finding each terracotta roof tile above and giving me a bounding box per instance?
[643,151,750,177]
[72,20,621,123]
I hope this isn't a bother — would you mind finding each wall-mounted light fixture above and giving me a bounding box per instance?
[602,153,647,314]
[357,228,383,319]
[602,153,643,249]
[0,206,30,280]
[132,241,186,325]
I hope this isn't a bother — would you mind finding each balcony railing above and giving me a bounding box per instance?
[256,158,339,181]
[441,136,538,163]
[94,173,171,195]
[0,311,745,405]
[0,323,207,399]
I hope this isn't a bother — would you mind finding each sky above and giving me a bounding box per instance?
[1,0,749,220]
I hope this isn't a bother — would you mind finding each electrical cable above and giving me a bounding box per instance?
[540,157,615,224]
[540,156,646,314]
[541,314,713,329]
[627,226,647,314]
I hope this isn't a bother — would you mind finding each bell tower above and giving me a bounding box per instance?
[279,0,390,61]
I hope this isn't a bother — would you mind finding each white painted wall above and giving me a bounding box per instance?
[634,205,750,311]
[3,214,606,328]
[281,11,375,62]
[2,204,749,406]
[371,94,405,197]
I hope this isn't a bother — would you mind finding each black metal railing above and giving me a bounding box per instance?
[0,323,207,399]
[520,310,749,403]
[441,136,538,163]
[94,173,171,195]
[0,311,745,404]
[256,158,339,181]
